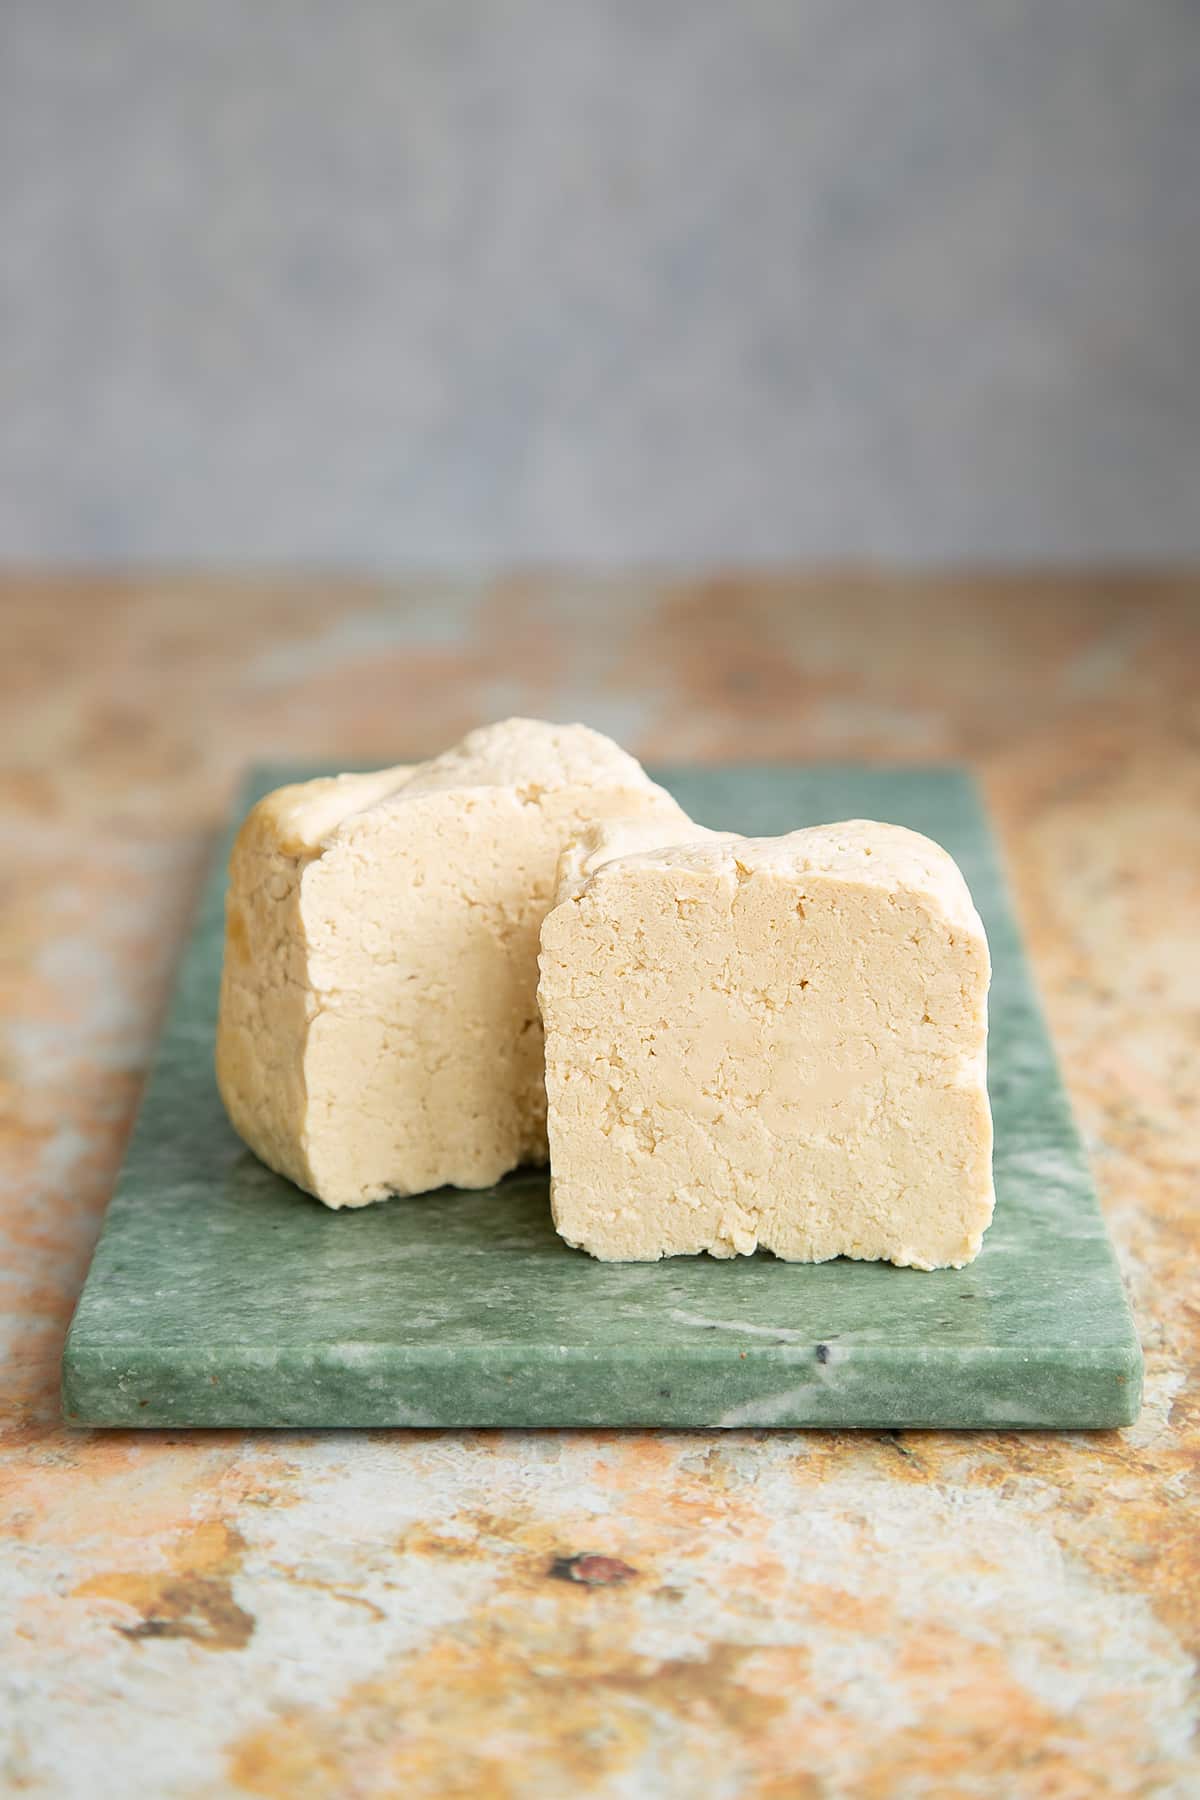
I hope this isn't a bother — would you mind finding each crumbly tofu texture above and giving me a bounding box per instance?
[216,720,691,1207]
[539,818,995,1268]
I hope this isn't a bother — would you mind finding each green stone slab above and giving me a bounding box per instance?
[62,765,1142,1430]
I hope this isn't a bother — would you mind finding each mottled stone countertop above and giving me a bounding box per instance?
[2,576,1197,1797]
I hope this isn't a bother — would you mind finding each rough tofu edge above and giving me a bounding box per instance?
[239,721,676,878]
[214,770,408,1199]
[397,717,661,801]
[566,819,989,948]
[246,764,419,860]
[553,811,731,902]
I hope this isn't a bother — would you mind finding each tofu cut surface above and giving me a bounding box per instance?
[216,721,691,1207]
[539,818,995,1268]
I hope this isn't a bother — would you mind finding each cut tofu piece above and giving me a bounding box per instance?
[216,720,691,1207]
[538,818,994,1267]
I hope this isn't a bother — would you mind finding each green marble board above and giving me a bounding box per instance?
[62,765,1142,1431]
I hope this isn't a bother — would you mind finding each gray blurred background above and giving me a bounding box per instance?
[2,0,1198,567]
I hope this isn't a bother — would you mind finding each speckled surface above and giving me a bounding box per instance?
[63,763,1140,1431]
[3,578,1197,1794]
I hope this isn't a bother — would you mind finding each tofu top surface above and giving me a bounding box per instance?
[566,817,986,941]
[232,719,674,866]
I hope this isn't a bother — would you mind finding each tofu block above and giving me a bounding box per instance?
[216,720,690,1207]
[538,817,994,1267]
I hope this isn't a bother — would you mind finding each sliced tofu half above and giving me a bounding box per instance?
[539,816,994,1267]
[217,720,690,1206]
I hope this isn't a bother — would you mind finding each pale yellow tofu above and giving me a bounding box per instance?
[539,817,994,1267]
[216,720,689,1207]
